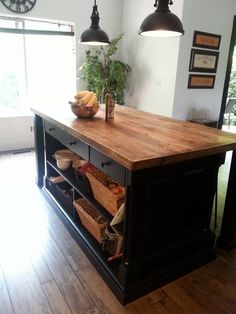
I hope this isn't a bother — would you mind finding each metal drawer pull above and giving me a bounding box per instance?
[100,161,111,168]
[68,140,76,146]
[48,127,55,131]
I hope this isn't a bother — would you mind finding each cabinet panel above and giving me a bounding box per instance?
[45,120,89,160]
[130,154,221,257]
[90,147,126,185]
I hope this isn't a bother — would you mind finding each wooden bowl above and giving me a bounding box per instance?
[70,102,99,118]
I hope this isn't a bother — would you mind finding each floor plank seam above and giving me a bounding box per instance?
[42,281,73,314]
[37,229,96,313]
[29,253,54,285]
[40,288,55,314]
[0,264,16,314]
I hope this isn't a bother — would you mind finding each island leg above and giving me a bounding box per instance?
[34,114,45,188]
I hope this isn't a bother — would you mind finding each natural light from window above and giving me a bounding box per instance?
[0,33,27,117]
[0,18,76,118]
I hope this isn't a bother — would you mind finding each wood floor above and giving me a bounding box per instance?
[1,151,236,314]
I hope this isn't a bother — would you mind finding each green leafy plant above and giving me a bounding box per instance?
[228,70,236,98]
[80,34,131,104]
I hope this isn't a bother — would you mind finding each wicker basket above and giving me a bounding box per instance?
[86,170,125,216]
[73,198,107,243]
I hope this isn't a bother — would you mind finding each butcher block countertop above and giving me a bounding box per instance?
[32,103,236,170]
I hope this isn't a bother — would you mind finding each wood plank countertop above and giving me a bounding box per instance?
[32,103,236,170]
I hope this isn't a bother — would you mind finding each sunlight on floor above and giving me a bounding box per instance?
[0,151,49,275]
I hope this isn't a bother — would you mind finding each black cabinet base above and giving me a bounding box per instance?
[122,248,216,304]
[42,187,216,304]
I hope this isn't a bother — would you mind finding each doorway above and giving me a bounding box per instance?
[216,15,236,237]
[218,16,236,132]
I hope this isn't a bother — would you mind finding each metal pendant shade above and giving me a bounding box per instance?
[80,0,110,46]
[139,0,184,38]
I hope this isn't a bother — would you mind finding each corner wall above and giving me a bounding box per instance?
[121,0,236,122]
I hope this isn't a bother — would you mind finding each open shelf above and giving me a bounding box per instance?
[46,159,114,222]
[42,186,123,291]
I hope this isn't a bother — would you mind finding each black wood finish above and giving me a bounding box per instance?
[34,114,226,304]
[41,187,126,303]
[90,147,126,185]
[218,150,236,249]
[42,174,216,305]
[45,120,89,160]
[34,115,45,187]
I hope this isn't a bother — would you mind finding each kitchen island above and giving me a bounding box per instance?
[32,103,236,304]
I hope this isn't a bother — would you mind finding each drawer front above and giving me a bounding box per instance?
[90,147,126,185]
[44,120,89,160]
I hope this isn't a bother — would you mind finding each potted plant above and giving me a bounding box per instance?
[80,34,131,104]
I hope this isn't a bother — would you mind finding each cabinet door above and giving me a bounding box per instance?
[172,165,217,236]
[129,154,220,256]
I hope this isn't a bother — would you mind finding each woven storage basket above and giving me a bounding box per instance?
[86,170,125,216]
[73,198,107,243]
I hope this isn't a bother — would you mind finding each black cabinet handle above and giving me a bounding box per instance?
[68,140,76,146]
[48,127,55,131]
[100,161,111,168]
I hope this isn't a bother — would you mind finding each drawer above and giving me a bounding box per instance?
[90,147,126,185]
[44,120,89,160]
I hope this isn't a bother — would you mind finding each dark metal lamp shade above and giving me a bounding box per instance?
[80,1,110,46]
[139,0,184,38]
[80,28,110,46]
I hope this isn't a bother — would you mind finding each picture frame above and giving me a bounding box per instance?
[189,49,219,73]
[193,31,221,50]
[188,74,215,89]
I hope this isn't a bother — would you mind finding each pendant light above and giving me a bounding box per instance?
[139,0,184,38]
[80,0,110,46]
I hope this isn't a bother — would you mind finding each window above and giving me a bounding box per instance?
[0,17,76,117]
[0,32,26,116]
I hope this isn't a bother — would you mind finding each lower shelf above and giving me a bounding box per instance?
[45,178,74,219]
[42,186,125,298]
[42,185,217,304]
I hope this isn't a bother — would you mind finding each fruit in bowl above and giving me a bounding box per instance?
[69,90,100,118]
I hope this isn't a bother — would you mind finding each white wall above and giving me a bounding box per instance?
[173,0,236,121]
[121,0,184,117]
[121,0,236,122]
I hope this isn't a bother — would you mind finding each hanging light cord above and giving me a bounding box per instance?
[90,0,100,29]
[154,0,173,8]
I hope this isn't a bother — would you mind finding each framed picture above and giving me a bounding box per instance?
[189,49,219,73]
[188,74,215,89]
[193,31,221,50]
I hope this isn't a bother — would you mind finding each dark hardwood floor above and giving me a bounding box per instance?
[0,150,236,313]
